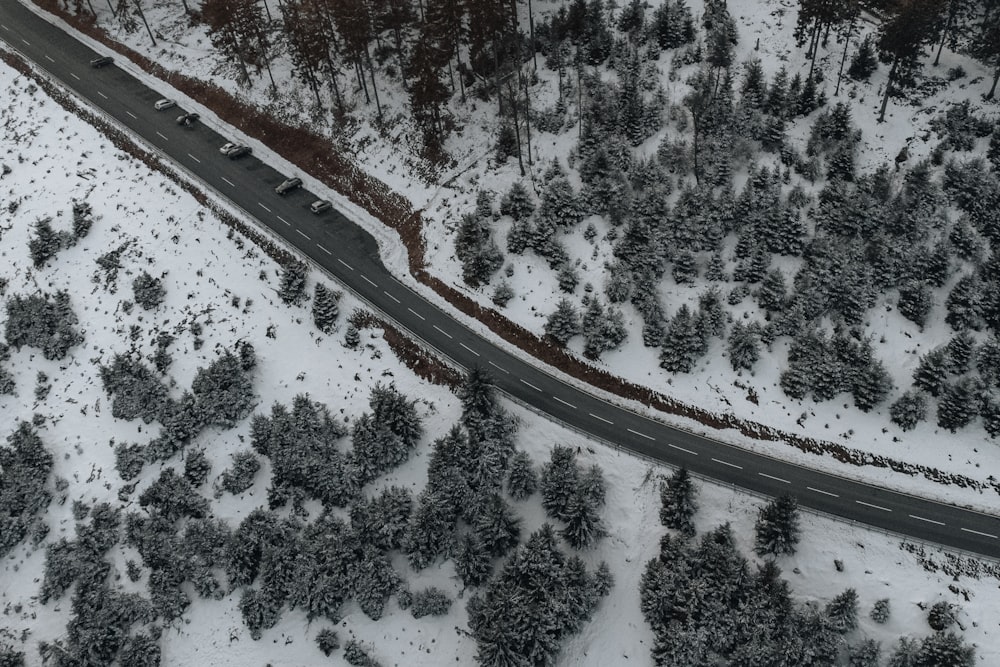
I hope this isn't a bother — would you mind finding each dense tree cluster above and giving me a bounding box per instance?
[5,291,83,360]
[0,422,53,557]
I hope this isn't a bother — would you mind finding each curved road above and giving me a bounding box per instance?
[3,1,1000,559]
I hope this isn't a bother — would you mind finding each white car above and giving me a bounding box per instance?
[219,142,238,155]
[310,200,332,214]
[154,99,176,111]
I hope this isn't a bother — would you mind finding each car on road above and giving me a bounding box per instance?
[275,177,303,196]
[90,56,114,68]
[154,99,176,111]
[219,142,238,155]
[310,199,332,214]
[176,112,200,126]
[227,145,252,159]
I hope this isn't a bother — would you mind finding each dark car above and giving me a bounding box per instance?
[176,112,200,126]
[275,177,303,196]
[90,56,114,68]
[227,145,252,159]
[310,199,332,214]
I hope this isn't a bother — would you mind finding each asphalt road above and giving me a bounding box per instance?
[3,1,1000,559]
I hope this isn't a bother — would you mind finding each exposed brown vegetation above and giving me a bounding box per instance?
[21,2,1000,497]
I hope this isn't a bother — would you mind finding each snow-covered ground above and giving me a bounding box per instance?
[24,0,1000,515]
[1,46,999,666]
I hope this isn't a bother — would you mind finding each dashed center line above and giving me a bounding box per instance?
[488,360,509,374]
[408,307,425,321]
[668,443,697,455]
[21,39,30,46]
[627,428,655,441]
[807,486,840,498]
[711,457,742,470]
[432,324,453,339]
[1,24,9,31]
[520,379,542,392]
[909,514,945,526]
[258,202,271,213]
[961,527,998,539]
[187,153,200,163]
[221,177,236,187]
[317,244,331,256]
[338,258,354,271]
[856,500,892,512]
[155,131,168,141]
[126,111,137,119]
[383,290,401,304]
[460,342,479,357]
[296,229,310,240]
[589,413,613,424]
[361,275,378,288]
[276,215,290,226]
[97,91,108,99]
[70,72,80,80]
[44,55,55,63]
[758,472,790,484]
[553,396,577,409]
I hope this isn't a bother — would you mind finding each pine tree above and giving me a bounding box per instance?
[541,445,579,522]
[499,181,536,221]
[474,493,521,557]
[28,218,64,269]
[312,283,340,334]
[506,451,538,500]
[876,0,945,123]
[848,35,878,80]
[758,269,787,312]
[660,304,706,373]
[545,298,582,345]
[754,493,800,557]
[849,638,881,667]
[344,323,361,349]
[945,273,983,331]
[871,598,891,624]
[278,261,308,306]
[560,492,606,549]
[826,588,859,633]
[898,280,934,328]
[890,390,928,431]
[727,321,761,372]
[454,532,492,587]
[659,467,697,537]
[914,631,975,667]
[913,348,950,396]
[937,377,981,432]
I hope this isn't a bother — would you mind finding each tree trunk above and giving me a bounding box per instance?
[134,0,156,46]
[179,0,189,13]
[988,66,1000,100]
[356,58,369,103]
[324,54,344,114]
[522,69,532,166]
[493,40,503,116]
[528,0,537,71]
[393,27,407,90]
[454,49,466,102]
[807,18,821,82]
[507,82,525,176]
[261,0,272,22]
[365,45,383,123]
[934,3,954,67]
[834,16,854,97]
[105,0,116,17]
[692,114,701,185]
[257,28,276,90]
[878,57,898,123]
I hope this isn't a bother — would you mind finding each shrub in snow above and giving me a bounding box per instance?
[132,271,166,310]
[1,422,53,557]
[0,645,25,666]
[191,349,255,428]
[240,588,282,640]
[117,633,161,667]
[138,469,209,522]
[491,281,514,308]
[28,217,66,269]
[99,354,169,423]
[343,640,382,667]
[930,100,994,153]
[5,291,83,360]
[114,442,146,481]
[220,450,261,495]
[410,587,452,618]
[928,601,956,631]
[870,598,891,624]
[71,199,94,238]
[315,628,340,656]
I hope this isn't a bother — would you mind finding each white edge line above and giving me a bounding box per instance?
[187,153,200,163]
[338,258,354,271]
[909,514,945,526]
[589,413,613,424]
[807,486,839,498]
[383,290,401,304]
[711,457,743,470]
[758,472,791,484]
[856,500,892,512]
[317,244,331,256]
[408,307,425,321]
[432,324,453,339]
[627,428,655,441]
[276,215,290,226]
[520,379,542,392]
[459,342,480,357]
[488,360,508,374]
[296,229,310,240]
[960,528,998,539]
[668,443,697,455]
[553,396,577,409]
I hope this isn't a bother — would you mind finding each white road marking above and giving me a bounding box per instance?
[856,500,892,512]
[317,244,331,256]
[126,111,137,119]
[221,177,236,187]
[187,153,200,163]
[553,396,577,409]
[156,131,168,141]
[589,413,613,424]
[460,342,479,357]
[408,307,425,321]
[488,360,508,374]
[21,39,30,46]
[1,24,9,31]
[961,527,998,539]
[361,274,377,287]
[807,486,840,498]
[909,514,945,526]
[97,91,108,99]
[711,458,742,470]
[276,215,290,226]
[70,72,80,80]
[433,324,453,339]
[668,443,697,455]
[258,202,271,213]
[383,290,401,304]
[758,472,790,484]
[296,229,310,240]
[338,258,354,271]
[44,55,55,63]
[627,428,655,441]
[520,379,542,392]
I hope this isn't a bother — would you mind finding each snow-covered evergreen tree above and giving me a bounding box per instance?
[311,283,340,334]
[890,390,928,431]
[754,493,800,557]
[278,261,308,306]
[659,467,697,537]
[545,298,582,345]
